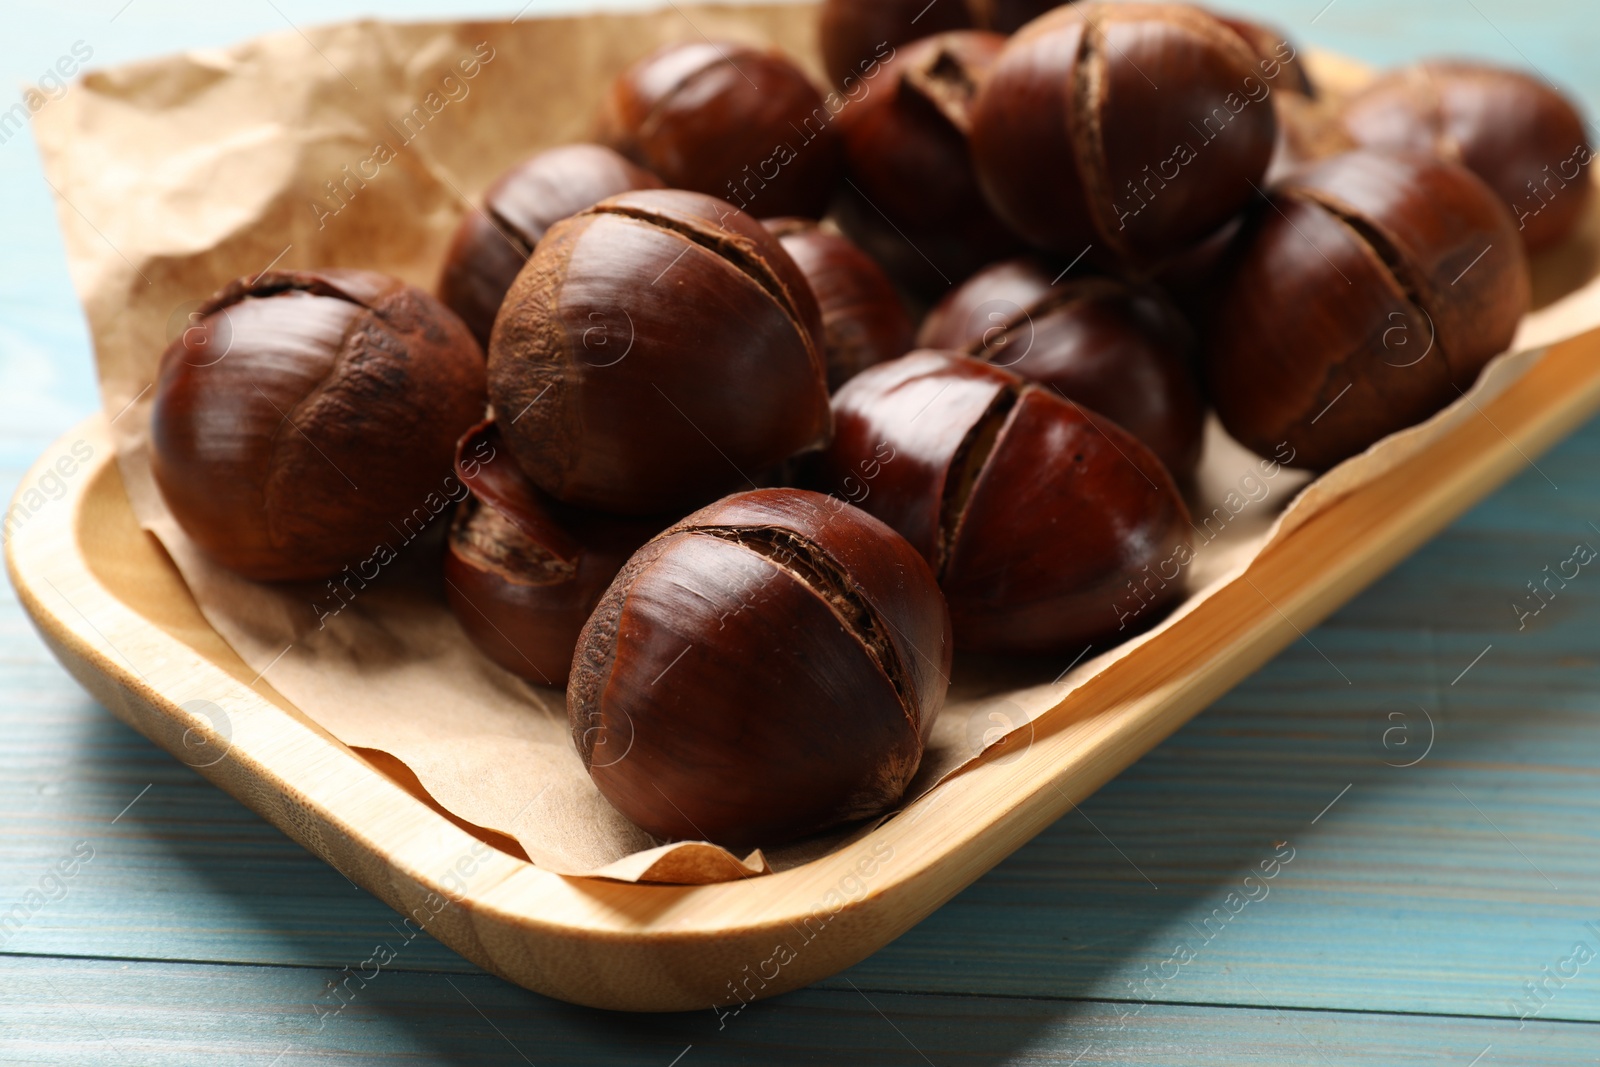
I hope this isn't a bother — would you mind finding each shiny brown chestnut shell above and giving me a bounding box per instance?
[595,41,842,219]
[150,268,486,582]
[1210,16,1337,185]
[918,259,1205,479]
[437,145,662,349]
[816,352,1192,654]
[1216,15,1314,97]
[1339,61,1593,252]
[969,2,1278,268]
[817,0,1067,89]
[489,189,831,517]
[569,488,952,849]
[444,420,661,687]
[764,217,915,390]
[1204,150,1531,471]
[833,30,1024,295]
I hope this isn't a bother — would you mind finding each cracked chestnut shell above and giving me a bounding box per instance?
[595,41,842,219]
[1339,61,1592,253]
[1204,150,1531,471]
[569,488,951,849]
[833,30,1023,295]
[970,3,1277,269]
[444,420,661,687]
[151,269,487,582]
[917,258,1205,480]
[489,189,831,516]
[764,218,915,390]
[816,352,1191,654]
[437,145,663,349]
[818,0,1068,88]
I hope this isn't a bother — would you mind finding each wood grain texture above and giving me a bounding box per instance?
[3,954,1597,1066]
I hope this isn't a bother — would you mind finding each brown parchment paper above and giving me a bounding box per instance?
[34,3,1600,884]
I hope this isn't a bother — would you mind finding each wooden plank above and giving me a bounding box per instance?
[0,676,475,974]
[1,954,1596,1066]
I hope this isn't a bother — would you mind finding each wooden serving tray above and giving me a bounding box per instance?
[10,324,1600,1012]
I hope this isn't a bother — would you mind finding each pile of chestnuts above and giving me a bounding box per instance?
[148,0,1589,850]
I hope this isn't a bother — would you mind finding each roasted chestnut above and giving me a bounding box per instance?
[569,488,951,849]
[489,189,830,516]
[833,30,1023,295]
[444,420,661,686]
[1204,150,1531,471]
[151,269,486,582]
[1209,15,1339,184]
[1339,61,1593,252]
[816,352,1191,654]
[1216,15,1314,97]
[818,0,1067,89]
[595,41,842,219]
[969,3,1278,268]
[1265,92,1356,185]
[437,144,662,349]
[764,217,915,390]
[917,259,1205,479]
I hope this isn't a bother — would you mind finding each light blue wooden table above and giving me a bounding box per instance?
[4,1,1599,1062]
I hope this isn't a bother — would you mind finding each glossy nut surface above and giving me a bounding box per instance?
[595,41,842,219]
[1205,150,1531,471]
[816,352,1191,654]
[489,189,831,516]
[765,218,915,390]
[918,259,1205,479]
[970,2,1278,267]
[151,269,486,583]
[817,0,1064,89]
[1340,61,1593,252]
[437,145,662,349]
[1210,16,1338,184]
[569,488,951,849]
[1216,15,1313,97]
[444,420,661,687]
[833,31,1022,294]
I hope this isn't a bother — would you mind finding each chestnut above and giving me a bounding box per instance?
[1204,150,1531,471]
[764,217,915,390]
[1264,92,1356,185]
[818,0,1066,89]
[150,268,486,583]
[444,420,660,687]
[595,41,842,220]
[1208,15,1339,185]
[917,258,1205,479]
[969,3,1278,268]
[569,488,951,849]
[1216,15,1314,97]
[1339,61,1593,252]
[437,144,662,349]
[489,189,830,516]
[832,30,1024,295]
[816,352,1191,654]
